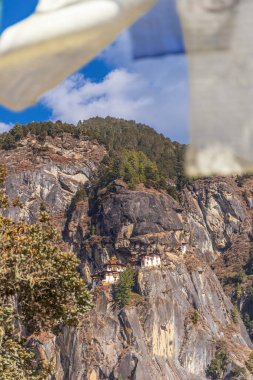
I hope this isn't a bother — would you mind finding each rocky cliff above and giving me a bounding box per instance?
[2,131,253,380]
[1,133,105,226]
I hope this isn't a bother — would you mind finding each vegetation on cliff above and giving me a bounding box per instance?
[221,240,253,340]
[93,149,167,191]
[0,117,185,180]
[206,344,228,380]
[0,118,192,204]
[206,343,247,380]
[246,352,253,374]
[114,265,135,308]
[0,166,92,378]
[0,305,51,380]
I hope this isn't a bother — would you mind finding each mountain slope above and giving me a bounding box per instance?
[0,119,253,380]
[0,117,185,178]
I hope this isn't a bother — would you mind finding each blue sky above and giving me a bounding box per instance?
[0,0,188,143]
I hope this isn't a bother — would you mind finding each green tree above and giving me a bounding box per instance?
[231,305,240,324]
[243,313,253,338]
[0,305,51,380]
[0,118,186,179]
[0,212,93,332]
[10,123,25,142]
[245,242,253,275]
[95,150,167,191]
[0,165,93,377]
[1,134,16,150]
[206,344,229,380]
[114,265,135,308]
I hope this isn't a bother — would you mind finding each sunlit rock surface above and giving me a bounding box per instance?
[2,134,253,379]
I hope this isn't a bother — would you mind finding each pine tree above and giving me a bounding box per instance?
[114,265,135,308]
[246,242,253,275]
[206,344,229,380]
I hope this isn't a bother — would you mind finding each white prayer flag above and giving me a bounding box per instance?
[0,0,156,110]
[177,0,253,176]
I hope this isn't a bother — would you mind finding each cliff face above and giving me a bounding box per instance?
[1,133,105,227]
[44,264,252,380]
[2,134,253,380]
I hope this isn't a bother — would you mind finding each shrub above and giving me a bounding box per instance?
[243,314,253,338]
[0,134,16,150]
[229,366,247,379]
[245,242,253,275]
[90,225,96,236]
[0,166,8,209]
[246,286,253,301]
[177,174,193,191]
[206,344,229,380]
[231,305,240,324]
[235,283,242,300]
[234,270,246,284]
[236,174,252,187]
[167,185,180,202]
[190,310,200,325]
[12,197,23,208]
[246,352,253,374]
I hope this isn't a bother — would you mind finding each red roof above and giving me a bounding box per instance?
[104,262,125,268]
[102,270,121,275]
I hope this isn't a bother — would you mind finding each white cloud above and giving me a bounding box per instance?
[42,70,152,121]
[42,31,189,143]
[0,122,12,133]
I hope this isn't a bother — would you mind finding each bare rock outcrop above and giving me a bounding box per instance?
[1,133,106,226]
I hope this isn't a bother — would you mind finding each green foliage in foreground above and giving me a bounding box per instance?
[0,166,92,378]
[0,213,93,332]
[0,306,51,380]
[114,265,135,309]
